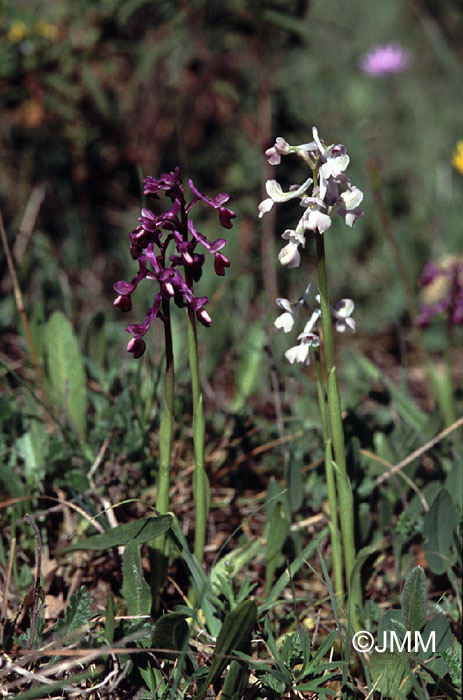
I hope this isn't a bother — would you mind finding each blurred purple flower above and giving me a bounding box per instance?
[359,43,410,76]
[114,169,234,357]
[415,258,463,328]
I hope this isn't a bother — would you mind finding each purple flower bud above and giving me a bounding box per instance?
[127,337,146,358]
[219,206,236,229]
[143,168,183,197]
[265,137,291,165]
[197,309,212,326]
[214,252,230,276]
[265,147,281,165]
[113,294,132,312]
[162,282,175,297]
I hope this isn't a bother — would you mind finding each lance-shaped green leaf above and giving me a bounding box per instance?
[369,650,412,698]
[401,566,428,632]
[45,311,87,440]
[221,659,249,700]
[61,515,172,552]
[122,541,151,617]
[104,592,115,644]
[424,489,458,574]
[233,323,266,412]
[197,600,257,700]
[152,612,189,659]
[264,504,289,597]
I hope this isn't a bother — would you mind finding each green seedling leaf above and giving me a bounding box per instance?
[266,502,289,561]
[50,585,93,641]
[378,610,405,640]
[369,650,412,698]
[210,540,262,594]
[220,659,248,700]
[197,600,257,700]
[430,365,456,427]
[104,592,115,644]
[233,323,266,412]
[263,527,329,608]
[421,612,452,655]
[401,566,428,632]
[423,489,458,574]
[310,630,337,669]
[441,638,462,690]
[288,456,303,512]
[122,541,151,618]
[152,612,189,659]
[45,310,87,440]
[62,515,172,552]
[168,516,222,637]
[264,504,289,596]
[15,395,47,484]
[264,616,290,681]
[385,380,428,434]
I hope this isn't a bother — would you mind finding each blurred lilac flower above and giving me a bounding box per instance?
[359,43,410,76]
[415,258,463,328]
[114,168,235,357]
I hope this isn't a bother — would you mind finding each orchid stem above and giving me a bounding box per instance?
[315,233,361,630]
[150,298,174,610]
[187,307,210,572]
[314,348,343,599]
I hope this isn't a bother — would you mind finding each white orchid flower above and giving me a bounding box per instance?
[331,298,356,332]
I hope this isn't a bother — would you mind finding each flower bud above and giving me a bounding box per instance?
[113,294,132,312]
[197,308,212,326]
[214,252,230,276]
[127,337,146,358]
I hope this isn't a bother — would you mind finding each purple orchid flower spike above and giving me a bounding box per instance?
[114,168,234,357]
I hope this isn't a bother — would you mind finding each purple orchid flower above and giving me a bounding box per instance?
[415,258,463,328]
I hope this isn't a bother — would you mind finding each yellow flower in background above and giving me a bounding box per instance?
[451,141,463,175]
[35,20,59,41]
[7,20,28,43]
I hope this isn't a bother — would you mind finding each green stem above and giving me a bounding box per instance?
[187,307,210,567]
[157,299,175,522]
[314,348,343,598]
[315,233,361,629]
[150,299,174,608]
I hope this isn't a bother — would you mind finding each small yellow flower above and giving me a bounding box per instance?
[7,20,28,43]
[34,20,59,41]
[451,140,463,175]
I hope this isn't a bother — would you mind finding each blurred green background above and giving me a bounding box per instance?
[1,0,462,394]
